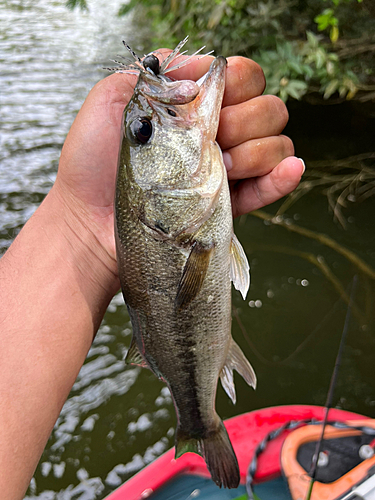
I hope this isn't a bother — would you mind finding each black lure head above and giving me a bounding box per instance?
[142,54,160,76]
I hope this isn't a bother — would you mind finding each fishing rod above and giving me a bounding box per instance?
[305,274,358,500]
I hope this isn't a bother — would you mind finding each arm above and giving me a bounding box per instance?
[0,187,118,499]
[0,74,131,498]
[0,56,303,499]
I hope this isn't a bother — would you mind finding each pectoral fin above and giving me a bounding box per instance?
[230,233,250,300]
[175,241,214,310]
[220,339,256,404]
[125,337,148,368]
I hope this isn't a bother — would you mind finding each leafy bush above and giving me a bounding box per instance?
[255,31,359,101]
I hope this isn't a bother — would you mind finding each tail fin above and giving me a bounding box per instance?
[175,420,240,489]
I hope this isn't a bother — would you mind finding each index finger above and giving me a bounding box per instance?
[157,50,266,106]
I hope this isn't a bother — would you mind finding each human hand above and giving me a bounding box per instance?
[54,51,303,282]
[167,54,304,218]
[218,59,304,218]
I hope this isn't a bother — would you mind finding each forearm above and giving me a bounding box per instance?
[0,186,118,499]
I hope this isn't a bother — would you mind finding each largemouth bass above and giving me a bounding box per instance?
[114,39,256,489]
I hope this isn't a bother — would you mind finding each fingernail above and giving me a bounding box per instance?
[298,157,306,174]
[223,151,233,172]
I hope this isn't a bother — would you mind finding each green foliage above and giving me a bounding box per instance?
[254,31,359,101]
[66,0,88,10]
[254,41,309,101]
[67,0,375,102]
[314,0,363,42]
[315,8,339,42]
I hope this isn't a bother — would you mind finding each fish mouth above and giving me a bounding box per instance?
[193,56,227,139]
[137,56,227,137]
[140,78,201,105]
[197,56,227,89]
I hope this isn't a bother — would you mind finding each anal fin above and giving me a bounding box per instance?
[220,339,256,404]
[175,241,214,310]
[230,233,250,300]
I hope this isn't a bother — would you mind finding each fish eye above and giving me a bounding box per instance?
[167,109,176,117]
[130,118,153,144]
[143,54,160,76]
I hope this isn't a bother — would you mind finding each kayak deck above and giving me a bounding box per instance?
[106,405,368,500]
[148,475,291,500]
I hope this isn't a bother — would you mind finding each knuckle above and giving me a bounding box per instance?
[280,135,295,156]
[227,56,266,101]
[237,57,266,94]
[249,60,266,94]
[272,95,289,126]
[219,106,238,145]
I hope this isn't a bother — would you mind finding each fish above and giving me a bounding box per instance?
[113,38,256,489]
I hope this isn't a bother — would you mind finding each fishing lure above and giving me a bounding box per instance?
[105,36,213,79]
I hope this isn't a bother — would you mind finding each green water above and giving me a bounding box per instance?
[1,1,374,498]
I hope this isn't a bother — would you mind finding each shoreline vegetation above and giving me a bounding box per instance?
[68,0,375,103]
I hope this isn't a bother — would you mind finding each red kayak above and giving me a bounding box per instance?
[105,405,374,500]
